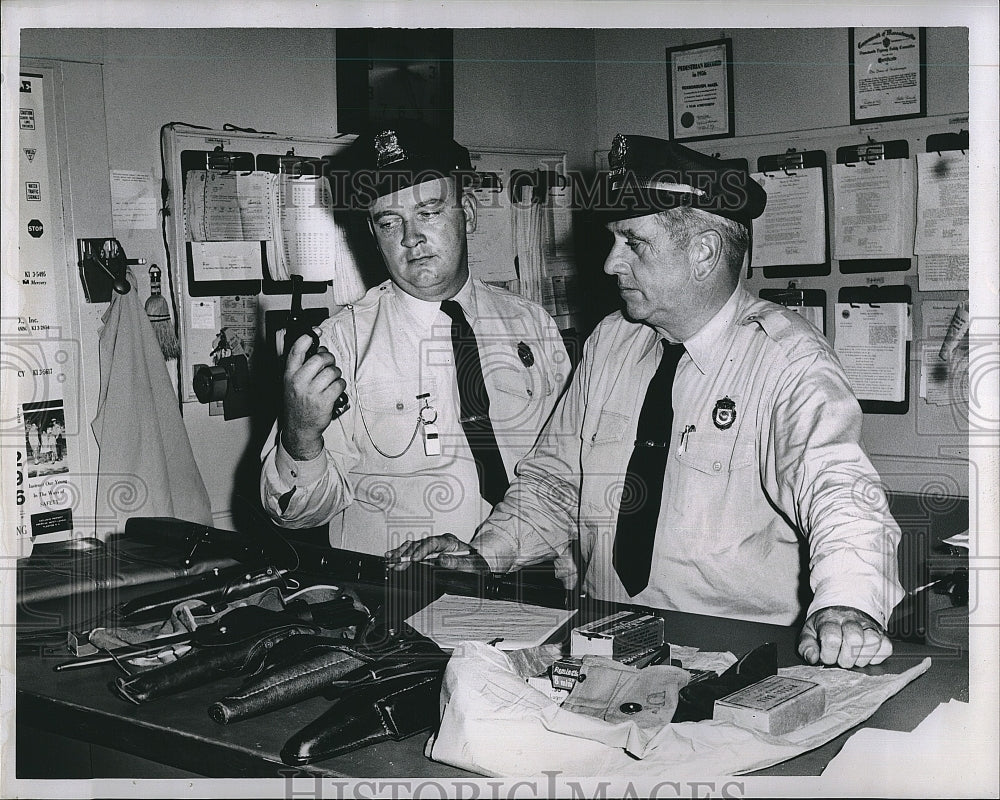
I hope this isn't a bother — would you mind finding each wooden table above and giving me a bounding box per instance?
[16,593,967,779]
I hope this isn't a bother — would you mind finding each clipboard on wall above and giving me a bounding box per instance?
[255,151,335,296]
[181,148,331,297]
[836,284,911,415]
[925,129,968,155]
[754,149,830,279]
[835,139,911,274]
[180,148,263,297]
[759,282,827,336]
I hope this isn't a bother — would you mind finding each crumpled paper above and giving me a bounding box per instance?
[426,641,932,777]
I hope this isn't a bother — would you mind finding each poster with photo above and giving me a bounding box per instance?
[17,399,74,537]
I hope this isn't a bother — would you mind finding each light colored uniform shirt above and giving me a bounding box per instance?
[473,285,905,627]
[260,277,569,554]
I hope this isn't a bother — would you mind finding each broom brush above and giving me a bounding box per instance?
[144,264,180,359]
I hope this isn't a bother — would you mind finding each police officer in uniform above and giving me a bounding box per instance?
[261,122,569,556]
[389,135,905,670]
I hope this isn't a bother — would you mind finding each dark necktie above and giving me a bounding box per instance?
[441,299,509,506]
[613,341,685,596]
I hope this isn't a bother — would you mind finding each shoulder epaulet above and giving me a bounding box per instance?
[739,300,829,356]
[739,303,795,340]
[477,279,521,301]
[324,282,386,331]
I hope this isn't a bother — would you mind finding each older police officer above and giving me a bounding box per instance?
[389,135,905,669]
[261,123,568,555]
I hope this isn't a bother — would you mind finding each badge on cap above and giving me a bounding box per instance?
[609,133,628,176]
[517,341,535,368]
[374,130,405,168]
[712,396,736,430]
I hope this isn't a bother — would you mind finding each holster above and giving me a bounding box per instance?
[112,605,321,704]
[280,666,445,765]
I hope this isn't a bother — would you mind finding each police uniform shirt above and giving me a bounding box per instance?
[473,285,906,627]
[260,276,569,554]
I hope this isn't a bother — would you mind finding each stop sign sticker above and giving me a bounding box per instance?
[27,219,43,238]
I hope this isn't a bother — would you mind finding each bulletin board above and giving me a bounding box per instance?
[678,112,972,496]
[162,126,357,403]
[163,127,573,404]
[464,146,572,327]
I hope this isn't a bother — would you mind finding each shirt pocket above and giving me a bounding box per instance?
[676,428,754,474]
[356,378,433,458]
[670,428,754,512]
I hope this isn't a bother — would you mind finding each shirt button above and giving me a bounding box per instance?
[396,402,404,410]
[290,469,298,478]
[526,388,533,396]
[712,461,722,472]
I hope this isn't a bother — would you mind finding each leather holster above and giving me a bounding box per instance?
[112,605,321,704]
[280,665,445,765]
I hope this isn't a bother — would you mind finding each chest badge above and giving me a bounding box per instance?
[713,396,737,430]
[517,341,535,367]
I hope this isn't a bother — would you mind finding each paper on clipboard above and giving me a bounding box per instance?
[405,593,576,651]
[468,174,517,282]
[184,170,273,242]
[834,302,907,402]
[832,159,914,260]
[914,151,969,256]
[750,168,826,267]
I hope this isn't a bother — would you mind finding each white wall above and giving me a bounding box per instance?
[19,26,972,522]
[591,28,969,145]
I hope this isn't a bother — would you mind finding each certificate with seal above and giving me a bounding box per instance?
[666,38,734,141]
[850,27,926,123]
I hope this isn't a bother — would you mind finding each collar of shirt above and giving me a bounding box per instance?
[390,276,479,328]
[633,285,750,370]
[678,285,751,375]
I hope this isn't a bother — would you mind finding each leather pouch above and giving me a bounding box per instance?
[280,667,444,765]
[208,637,369,724]
[111,605,320,704]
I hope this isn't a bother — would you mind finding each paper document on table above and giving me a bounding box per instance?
[821,700,990,794]
[834,302,907,402]
[914,151,969,255]
[832,159,914,260]
[405,594,576,651]
[750,168,827,267]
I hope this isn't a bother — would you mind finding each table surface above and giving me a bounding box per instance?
[16,574,969,780]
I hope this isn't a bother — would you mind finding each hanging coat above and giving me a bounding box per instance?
[92,268,212,532]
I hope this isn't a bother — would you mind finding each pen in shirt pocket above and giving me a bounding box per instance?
[678,424,696,454]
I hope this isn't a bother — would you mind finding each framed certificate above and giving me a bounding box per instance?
[849,28,926,124]
[666,39,735,141]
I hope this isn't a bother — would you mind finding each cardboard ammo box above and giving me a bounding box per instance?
[714,674,826,735]
[570,611,665,664]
